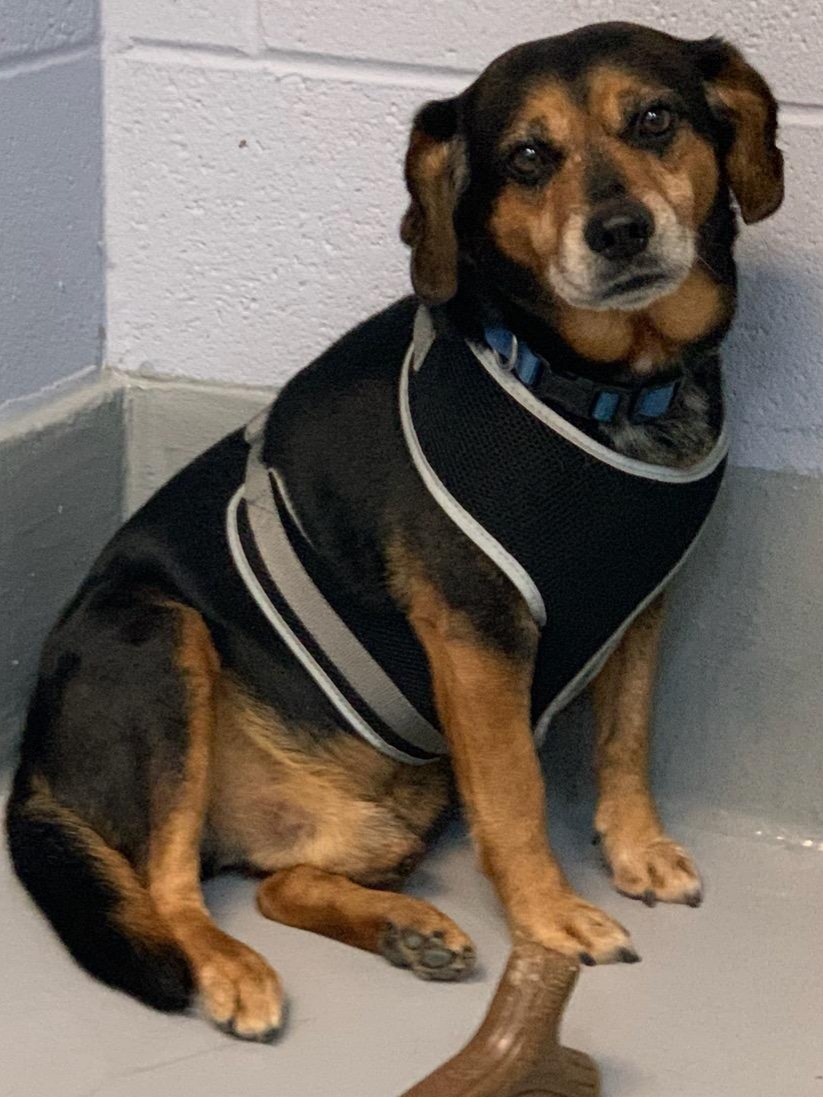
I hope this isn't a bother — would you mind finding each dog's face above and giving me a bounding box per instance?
[402,23,783,363]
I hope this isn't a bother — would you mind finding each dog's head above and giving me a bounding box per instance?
[402,23,783,364]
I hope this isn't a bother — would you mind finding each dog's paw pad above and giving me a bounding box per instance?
[380,924,476,982]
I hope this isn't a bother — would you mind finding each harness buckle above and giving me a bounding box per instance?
[484,325,519,372]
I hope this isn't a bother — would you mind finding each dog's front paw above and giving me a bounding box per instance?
[197,939,284,1042]
[601,832,703,908]
[523,892,639,967]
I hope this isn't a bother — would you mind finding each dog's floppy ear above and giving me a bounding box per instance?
[691,37,784,224]
[401,97,467,304]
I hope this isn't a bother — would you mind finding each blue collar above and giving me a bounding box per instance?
[483,325,681,425]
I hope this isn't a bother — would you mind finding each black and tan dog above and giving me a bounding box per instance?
[7,23,782,1042]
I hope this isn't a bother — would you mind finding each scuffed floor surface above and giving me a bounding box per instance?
[2,798,822,1097]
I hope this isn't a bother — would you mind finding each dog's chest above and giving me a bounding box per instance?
[226,303,727,766]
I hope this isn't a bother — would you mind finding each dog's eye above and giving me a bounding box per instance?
[637,106,676,139]
[507,143,550,184]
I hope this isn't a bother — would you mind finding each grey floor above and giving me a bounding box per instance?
[2,786,822,1097]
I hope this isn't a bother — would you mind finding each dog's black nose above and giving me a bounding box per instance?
[585,201,653,261]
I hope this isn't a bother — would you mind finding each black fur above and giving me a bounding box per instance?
[7,780,193,1011]
[7,589,196,1011]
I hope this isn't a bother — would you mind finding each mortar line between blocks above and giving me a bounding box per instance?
[0,43,97,80]
[778,102,823,127]
[122,40,476,92]
[116,43,823,116]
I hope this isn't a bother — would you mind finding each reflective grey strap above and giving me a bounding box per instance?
[242,418,447,758]
[412,305,436,370]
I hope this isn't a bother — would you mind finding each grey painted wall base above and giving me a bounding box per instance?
[546,466,823,843]
[2,373,822,838]
[0,373,271,768]
[0,379,124,769]
[124,375,272,514]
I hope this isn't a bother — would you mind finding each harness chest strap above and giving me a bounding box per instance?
[236,411,448,763]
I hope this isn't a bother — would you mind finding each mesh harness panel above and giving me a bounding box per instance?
[228,306,727,764]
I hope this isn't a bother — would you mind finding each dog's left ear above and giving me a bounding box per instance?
[690,37,784,224]
[401,97,467,304]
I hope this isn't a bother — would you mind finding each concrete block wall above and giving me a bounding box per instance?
[0,0,104,414]
[103,1,823,477]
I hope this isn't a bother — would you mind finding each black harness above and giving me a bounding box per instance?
[228,305,727,764]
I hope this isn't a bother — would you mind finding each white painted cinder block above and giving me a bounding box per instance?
[259,0,822,104]
[104,0,256,53]
[106,55,442,388]
[0,0,97,60]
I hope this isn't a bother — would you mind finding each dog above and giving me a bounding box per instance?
[7,22,783,1042]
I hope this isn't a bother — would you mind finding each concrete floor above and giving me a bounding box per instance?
[2,789,822,1097]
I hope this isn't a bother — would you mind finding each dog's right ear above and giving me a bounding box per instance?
[401,97,467,305]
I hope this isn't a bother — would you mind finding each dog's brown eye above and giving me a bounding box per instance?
[638,107,675,138]
[508,144,546,182]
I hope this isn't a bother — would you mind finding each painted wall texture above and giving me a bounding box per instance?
[104,1,823,474]
[0,1,104,413]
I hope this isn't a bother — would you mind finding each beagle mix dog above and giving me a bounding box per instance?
[7,22,782,1042]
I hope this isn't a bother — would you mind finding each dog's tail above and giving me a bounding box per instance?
[6,771,193,1012]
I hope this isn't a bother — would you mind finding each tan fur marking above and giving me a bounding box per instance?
[516,83,583,147]
[555,304,636,362]
[147,605,217,915]
[258,865,472,960]
[661,132,719,227]
[402,129,465,303]
[592,596,702,904]
[146,604,283,1038]
[25,775,175,948]
[708,49,784,224]
[490,83,585,277]
[647,267,728,345]
[556,275,728,367]
[395,551,633,963]
[208,677,449,885]
[490,186,559,275]
[586,67,660,133]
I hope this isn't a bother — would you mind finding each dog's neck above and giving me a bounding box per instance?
[445,275,726,469]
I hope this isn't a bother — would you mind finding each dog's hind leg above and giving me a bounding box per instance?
[257,866,475,981]
[145,603,284,1040]
[9,591,283,1037]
